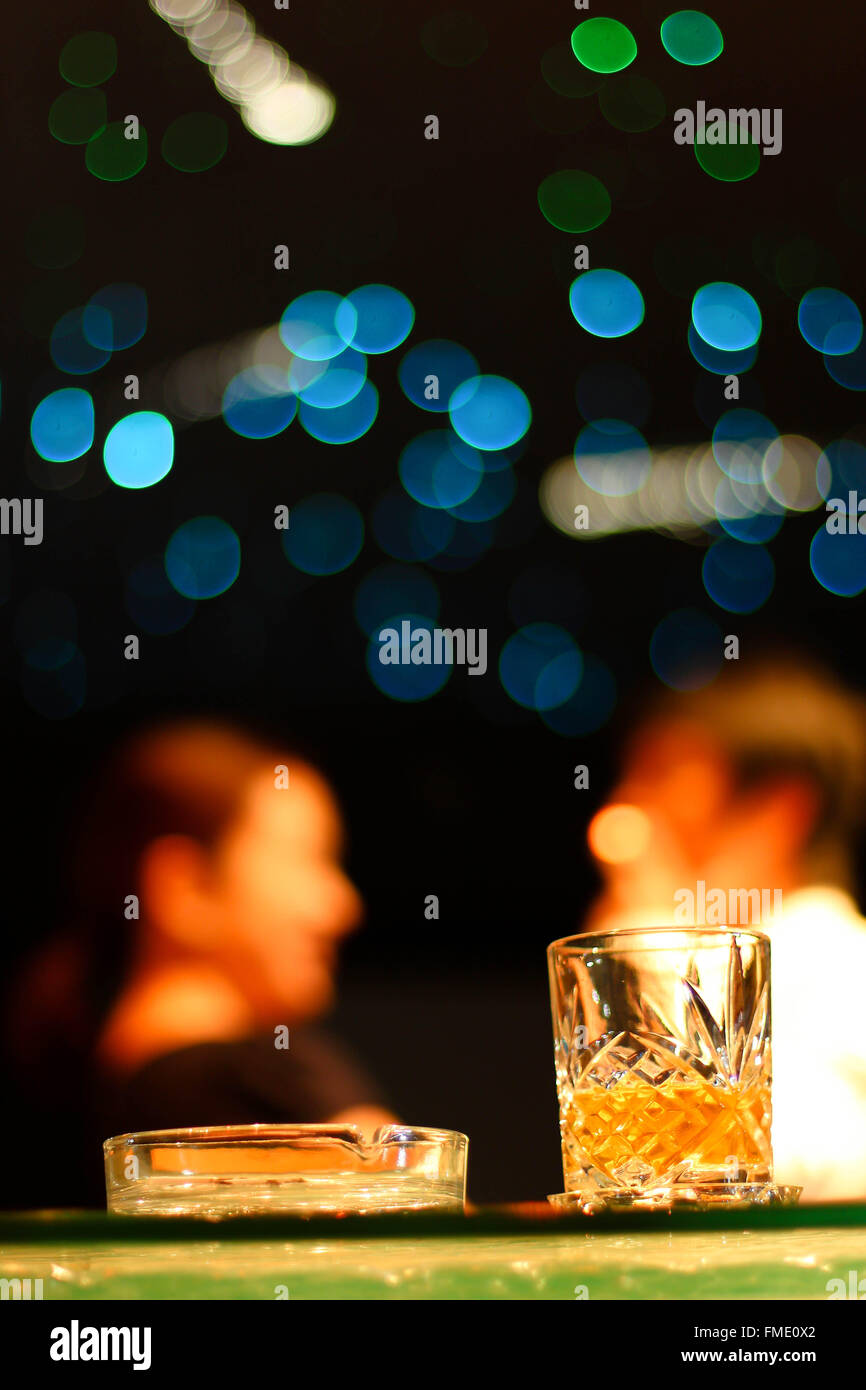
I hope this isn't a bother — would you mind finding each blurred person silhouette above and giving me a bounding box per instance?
[582,652,866,1202]
[4,719,395,1207]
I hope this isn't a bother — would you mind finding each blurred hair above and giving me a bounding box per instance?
[6,718,291,1072]
[627,650,866,891]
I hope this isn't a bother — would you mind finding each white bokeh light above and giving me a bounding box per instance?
[241,75,335,146]
[150,0,334,146]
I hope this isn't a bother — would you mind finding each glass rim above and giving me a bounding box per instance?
[103,1123,468,1153]
[547,924,770,957]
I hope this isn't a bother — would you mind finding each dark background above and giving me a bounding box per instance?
[1,0,864,1200]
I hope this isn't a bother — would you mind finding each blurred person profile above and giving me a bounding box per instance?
[4,719,395,1207]
[583,650,866,1202]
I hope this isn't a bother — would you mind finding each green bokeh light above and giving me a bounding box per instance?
[49,88,106,145]
[421,10,488,67]
[161,113,228,172]
[695,124,760,181]
[86,121,147,181]
[599,74,665,132]
[660,11,723,65]
[571,18,637,74]
[541,40,603,97]
[59,32,117,87]
[538,170,611,233]
[25,207,85,270]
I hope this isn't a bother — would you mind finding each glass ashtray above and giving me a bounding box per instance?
[104,1124,468,1217]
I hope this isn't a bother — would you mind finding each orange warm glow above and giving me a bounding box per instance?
[587,803,652,864]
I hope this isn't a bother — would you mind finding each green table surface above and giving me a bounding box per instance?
[2,1204,865,1300]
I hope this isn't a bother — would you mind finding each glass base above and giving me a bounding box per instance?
[547,1183,802,1214]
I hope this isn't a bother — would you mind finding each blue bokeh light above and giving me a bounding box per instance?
[692,282,762,352]
[574,419,651,495]
[104,411,174,488]
[687,323,757,375]
[125,557,195,634]
[499,623,583,711]
[83,283,147,350]
[798,287,862,356]
[294,347,366,409]
[298,380,378,443]
[281,493,364,575]
[816,439,866,499]
[446,465,516,521]
[650,608,723,690]
[427,517,496,571]
[476,438,526,473]
[30,387,94,462]
[398,339,479,413]
[569,269,645,338]
[715,481,784,543]
[399,430,483,509]
[825,340,866,391]
[366,613,452,702]
[449,374,531,450]
[279,291,356,361]
[165,516,241,598]
[286,357,327,395]
[24,637,78,671]
[539,653,617,735]
[712,407,778,483]
[353,563,440,636]
[810,522,866,596]
[702,538,775,611]
[223,369,297,438]
[660,10,724,65]
[373,489,456,561]
[335,284,414,354]
[50,307,111,374]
